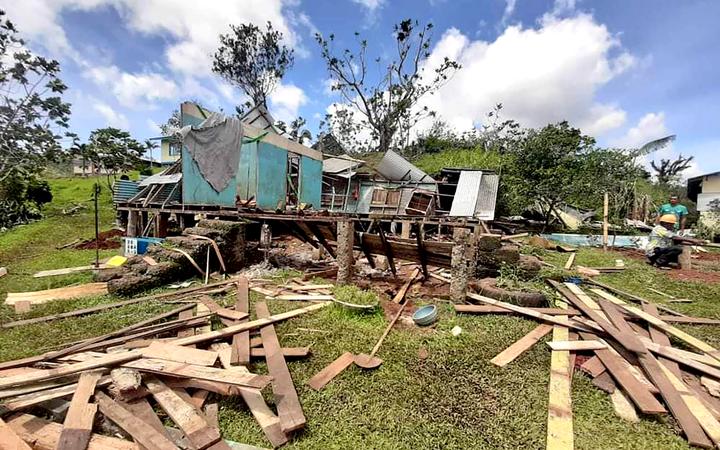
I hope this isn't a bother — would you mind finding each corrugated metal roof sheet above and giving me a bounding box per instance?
[449,171,499,220]
[322,156,364,174]
[139,173,182,187]
[376,150,435,182]
[113,180,139,203]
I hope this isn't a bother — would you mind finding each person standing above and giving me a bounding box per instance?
[656,195,688,232]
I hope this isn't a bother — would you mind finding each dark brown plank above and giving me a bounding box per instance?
[57,371,101,450]
[256,301,307,432]
[643,302,682,379]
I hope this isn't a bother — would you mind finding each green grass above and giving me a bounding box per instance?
[1,176,720,448]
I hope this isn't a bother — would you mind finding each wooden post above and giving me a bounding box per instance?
[154,213,169,238]
[401,221,411,239]
[450,227,471,303]
[127,211,139,237]
[679,246,692,270]
[336,221,355,284]
[603,192,609,251]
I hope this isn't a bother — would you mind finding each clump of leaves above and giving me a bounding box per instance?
[332,285,379,306]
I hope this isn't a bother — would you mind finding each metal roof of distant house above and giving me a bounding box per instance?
[687,170,720,183]
[376,150,435,182]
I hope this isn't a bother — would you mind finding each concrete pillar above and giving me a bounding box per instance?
[336,221,355,284]
[450,227,472,303]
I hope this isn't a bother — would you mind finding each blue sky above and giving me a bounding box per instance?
[3,0,718,177]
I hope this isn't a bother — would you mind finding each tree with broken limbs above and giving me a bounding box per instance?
[213,22,295,115]
[316,19,460,153]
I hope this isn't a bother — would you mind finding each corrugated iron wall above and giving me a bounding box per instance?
[299,156,322,208]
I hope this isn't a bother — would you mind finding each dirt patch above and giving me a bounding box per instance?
[611,248,646,261]
[667,269,720,283]
[73,229,124,250]
[380,298,417,328]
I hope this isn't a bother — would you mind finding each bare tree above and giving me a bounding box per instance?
[651,154,694,184]
[316,19,460,153]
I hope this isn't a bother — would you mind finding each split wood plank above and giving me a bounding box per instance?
[189,389,210,410]
[594,289,720,361]
[256,301,306,433]
[0,417,32,450]
[636,351,713,447]
[270,294,334,301]
[307,352,356,390]
[490,324,553,367]
[144,376,221,450]
[211,343,288,448]
[204,402,220,430]
[455,304,582,316]
[251,347,311,358]
[120,397,175,443]
[610,389,640,423]
[641,340,720,380]
[577,331,665,414]
[231,278,251,366]
[5,283,108,305]
[580,356,606,378]
[290,284,334,291]
[596,298,648,356]
[643,302,682,379]
[124,358,271,389]
[6,414,139,450]
[96,391,177,450]
[56,371,102,450]
[593,371,616,393]
[466,293,599,333]
[684,373,720,421]
[657,362,720,447]
[392,268,420,303]
[546,300,573,450]
[176,308,196,339]
[143,341,218,366]
[196,301,212,334]
[547,340,606,351]
[703,377,720,398]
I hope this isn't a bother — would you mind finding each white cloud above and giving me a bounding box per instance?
[417,13,637,137]
[611,112,668,148]
[93,101,129,129]
[500,0,517,26]
[146,118,162,135]
[269,82,308,123]
[85,65,178,108]
[351,0,385,11]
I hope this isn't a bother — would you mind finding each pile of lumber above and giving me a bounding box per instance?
[0,277,329,449]
[457,279,720,449]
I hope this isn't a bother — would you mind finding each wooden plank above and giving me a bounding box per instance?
[642,340,720,380]
[211,343,288,447]
[564,253,576,270]
[251,347,311,358]
[255,301,306,432]
[416,224,429,278]
[455,304,582,316]
[1,377,112,411]
[33,265,110,278]
[490,324,553,367]
[56,371,101,450]
[6,414,139,450]
[358,231,377,269]
[467,293,598,333]
[593,371,616,393]
[216,308,248,321]
[657,362,720,447]
[124,358,271,389]
[637,352,713,447]
[556,281,646,355]
[5,283,108,305]
[0,417,32,450]
[595,290,720,360]
[231,278,251,366]
[546,300,573,450]
[610,389,639,423]
[144,376,221,450]
[643,302,682,379]
[392,268,420,303]
[196,301,212,334]
[176,308,196,339]
[547,340,606,351]
[376,224,397,276]
[577,332,666,414]
[307,352,356,391]
[121,398,174,442]
[596,298,648,356]
[580,356,605,378]
[143,341,218,366]
[96,391,177,450]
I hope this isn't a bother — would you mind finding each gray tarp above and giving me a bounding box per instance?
[179,113,242,193]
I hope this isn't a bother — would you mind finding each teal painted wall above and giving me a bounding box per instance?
[256,142,287,210]
[299,156,322,208]
[236,141,258,202]
[181,147,237,206]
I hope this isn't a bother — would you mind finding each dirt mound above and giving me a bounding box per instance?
[73,229,124,250]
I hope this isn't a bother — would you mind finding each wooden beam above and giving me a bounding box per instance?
[376,224,397,276]
[490,323,553,367]
[57,371,102,450]
[547,340,606,351]
[255,302,306,433]
[96,391,177,450]
[306,222,337,259]
[415,223,429,279]
[392,268,420,303]
[144,376,221,450]
[643,302,682,379]
[124,358,271,389]
[250,347,311,358]
[142,342,219,366]
[455,304,582,316]
[0,417,32,450]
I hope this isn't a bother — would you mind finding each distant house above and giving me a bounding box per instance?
[72,159,109,176]
[687,171,720,227]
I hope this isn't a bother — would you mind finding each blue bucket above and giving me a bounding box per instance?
[412,305,438,326]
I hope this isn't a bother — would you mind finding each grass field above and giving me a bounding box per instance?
[1,177,720,449]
